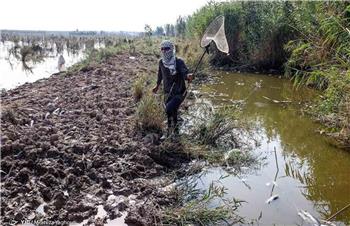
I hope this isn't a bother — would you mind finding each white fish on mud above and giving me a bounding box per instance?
[265,194,279,204]
[30,120,34,127]
[53,108,60,115]
[298,210,321,226]
[36,203,47,215]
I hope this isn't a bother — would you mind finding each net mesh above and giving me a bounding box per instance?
[200,15,229,54]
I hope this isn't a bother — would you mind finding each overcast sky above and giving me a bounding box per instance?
[0,0,213,32]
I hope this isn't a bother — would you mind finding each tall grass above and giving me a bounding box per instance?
[283,2,350,146]
[133,75,146,102]
[135,93,164,132]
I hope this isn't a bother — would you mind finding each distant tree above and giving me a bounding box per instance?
[155,26,165,36]
[165,24,171,36]
[164,24,175,37]
[175,16,187,37]
[144,24,153,37]
[169,24,175,37]
[144,24,153,46]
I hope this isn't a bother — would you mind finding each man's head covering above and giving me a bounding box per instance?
[160,40,176,75]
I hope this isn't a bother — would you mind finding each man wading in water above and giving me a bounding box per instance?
[152,40,193,138]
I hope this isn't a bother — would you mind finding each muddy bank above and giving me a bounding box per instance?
[1,52,192,225]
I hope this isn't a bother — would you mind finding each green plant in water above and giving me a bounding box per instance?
[162,180,243,225]
[9,44,46,73]
[191,107,240,148]
[224,148,257,169]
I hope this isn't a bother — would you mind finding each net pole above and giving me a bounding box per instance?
[192,47,207,77]
[183,45,209,98]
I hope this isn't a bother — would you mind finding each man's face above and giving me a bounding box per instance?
[161,47,171,53]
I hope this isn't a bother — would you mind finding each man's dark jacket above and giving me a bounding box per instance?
[157,58,189,98]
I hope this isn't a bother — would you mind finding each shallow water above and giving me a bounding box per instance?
[0,41,86,90]
[192,72,350,225]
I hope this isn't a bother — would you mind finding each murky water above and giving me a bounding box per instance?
[0,41,86,90]
[191,72,350,225]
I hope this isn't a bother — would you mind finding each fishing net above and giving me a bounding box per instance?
[200,15,229,54]
[183,15,229,99]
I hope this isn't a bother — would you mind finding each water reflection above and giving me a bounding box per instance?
[0,41,86,89]
[193,72,350,225]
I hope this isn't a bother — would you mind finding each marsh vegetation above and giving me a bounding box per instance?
[1,1,350,225]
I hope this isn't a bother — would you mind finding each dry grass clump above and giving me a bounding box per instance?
[133,75,146,102]
[136,93,164,132]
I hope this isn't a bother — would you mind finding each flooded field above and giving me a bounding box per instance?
[0,38,110,90]
[188,72,350,225]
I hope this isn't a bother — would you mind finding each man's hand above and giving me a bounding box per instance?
[152,85,159,94]
[187,73,194,83]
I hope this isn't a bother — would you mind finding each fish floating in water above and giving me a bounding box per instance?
[265,194,279,204]
[297,210,321,226]
[298,210,337,226]
[265,181,278,187]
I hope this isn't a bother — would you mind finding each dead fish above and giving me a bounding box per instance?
[255,81,262,88]
[298,210,308,221]
[320,220,336,226]
[45,112,50,119]
[36,203,46,216]
[303,210,321,226]
[30,120,34,127]
[265,194,279,204]
[53,108,60,115]
[298,210,321,226]
[266,181,278,187]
